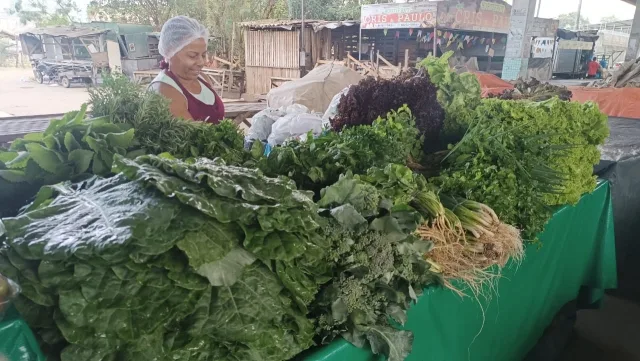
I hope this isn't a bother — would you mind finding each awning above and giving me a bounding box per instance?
[20,26,108,38]
[239,19,359,32]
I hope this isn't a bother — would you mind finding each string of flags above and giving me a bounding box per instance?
[381,28,509,53]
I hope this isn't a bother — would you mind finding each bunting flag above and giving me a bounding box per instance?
[409,28,414,36]
[485,44,490,53]
[492,38,496,45]
[383,29,388,36]
[480,38,485,44]
[417,30,422,38]
[395,30,400,39]
[429,32,434,41]
[457,41,464,50]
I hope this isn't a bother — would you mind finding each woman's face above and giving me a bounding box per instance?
[169,38,207,80]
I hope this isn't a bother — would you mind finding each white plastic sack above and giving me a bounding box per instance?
[267,64,363,112]
[322,86,350,127]
[279,104,310,115]
[267,113,324,146]
[246,108,285,141]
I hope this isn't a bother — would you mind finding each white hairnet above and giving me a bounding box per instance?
[159,16,209,60]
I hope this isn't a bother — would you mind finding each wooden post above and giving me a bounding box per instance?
[404,49,409,69]
[230,22,236,64]
[487,32,494,72]
[433,26,437,57]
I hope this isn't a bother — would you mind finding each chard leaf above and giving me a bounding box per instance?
[106,129,135,148]
[176,222,242,269]
[195,247,256,286]
[0,151,18,163]
[2,175,181,261]
[329,204,367,230]
[25,143,64,173]
[0,169,27,182]
[5,151,30,169]
[64,132,82,152]
[67,149,94,174]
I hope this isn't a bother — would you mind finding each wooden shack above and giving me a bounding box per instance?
[240,20,359,95]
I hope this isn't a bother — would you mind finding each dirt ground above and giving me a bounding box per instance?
[0,68,90,117]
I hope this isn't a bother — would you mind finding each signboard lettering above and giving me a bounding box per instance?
[361,2,437,29]
[437,0,511,34]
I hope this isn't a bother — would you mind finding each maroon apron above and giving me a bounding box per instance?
[164,70,225,124]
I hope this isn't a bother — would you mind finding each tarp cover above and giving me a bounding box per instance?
[0,307,45,361]
[570,87,640,119]
[473,72,514,97]
[595,117,640,302]
[306,182,616,361]
[266,64,363,113]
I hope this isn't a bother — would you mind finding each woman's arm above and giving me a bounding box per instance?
[150,82,193,120]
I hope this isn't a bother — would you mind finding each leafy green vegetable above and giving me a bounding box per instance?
[260,106,422,194]
[0,105,142,217]
[1,165,318,361]
[418,51,482,144]
[90,75,248,165]
[437,98,609,239]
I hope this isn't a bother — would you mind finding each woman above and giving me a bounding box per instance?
[150,16,225,123]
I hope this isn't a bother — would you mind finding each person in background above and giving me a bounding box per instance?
[599,55,608,70]
[150,16,225,123]
[587,57,601,79]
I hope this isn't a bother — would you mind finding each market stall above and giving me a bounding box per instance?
[306,181,615,361]
[0,182,617,361]
[0,54,613,361]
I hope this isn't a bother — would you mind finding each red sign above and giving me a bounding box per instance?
[361,2,437,29]
[437,0,511,34]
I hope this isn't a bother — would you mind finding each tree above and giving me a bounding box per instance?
[8,0,80,26]
[600,15,619,24]
[286,0,387,21]
[557,12,590,30]
[86,0,178,28]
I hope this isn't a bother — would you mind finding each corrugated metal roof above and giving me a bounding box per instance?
[20,26,108,38]
[239,19,359,32]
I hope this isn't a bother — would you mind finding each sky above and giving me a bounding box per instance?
[0,0,638,24]
[507,0,636,23]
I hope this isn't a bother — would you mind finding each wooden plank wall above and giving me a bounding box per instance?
[244,27,332,95]
[245,29,300,69]
[245,67,301,95]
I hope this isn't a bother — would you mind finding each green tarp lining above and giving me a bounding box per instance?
[304,181,617,361]
[0,306,45,361]
[0,182,617,361]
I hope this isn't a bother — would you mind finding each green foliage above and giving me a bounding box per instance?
[311,219,434,361]
[89,74,247,164]
[417,51,482,144]
[0,156,327,361]
[260,106,422,195]
[0,104,141,217]
[436,98,609,239]
[8,0,79,26]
